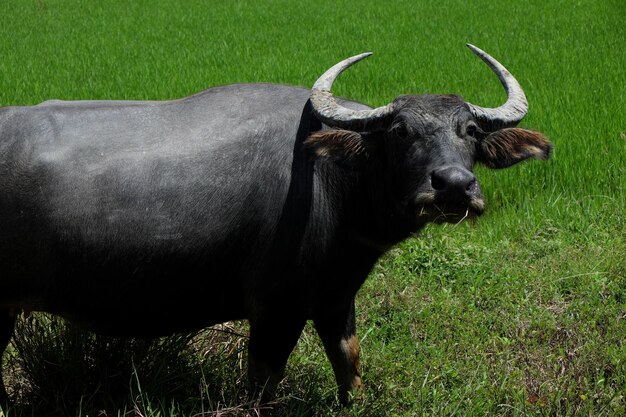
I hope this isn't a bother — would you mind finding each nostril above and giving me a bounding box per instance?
[431,172,446,191]
[431,167,477,196]
[466,178,476,192]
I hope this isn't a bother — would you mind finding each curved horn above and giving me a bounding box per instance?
[465,44,528,129]
[310,53,395,131]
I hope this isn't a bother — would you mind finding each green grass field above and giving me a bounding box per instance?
[1,0,624,416]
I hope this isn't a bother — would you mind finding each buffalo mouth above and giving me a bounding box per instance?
[413,196,485,224]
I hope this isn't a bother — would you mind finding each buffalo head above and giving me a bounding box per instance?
[307,45,552,229]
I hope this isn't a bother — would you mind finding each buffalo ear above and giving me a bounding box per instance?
[478,128,552,169]
[304,129,370,167]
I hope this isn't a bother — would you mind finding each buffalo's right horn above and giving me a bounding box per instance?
[310,53,395,132]
[465,44,529,130]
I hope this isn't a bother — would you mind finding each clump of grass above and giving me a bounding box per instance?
[4,315,254,417]
[3,317,343,417]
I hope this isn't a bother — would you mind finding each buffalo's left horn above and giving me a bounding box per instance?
[310,53,395,132]
[465,44,529,129]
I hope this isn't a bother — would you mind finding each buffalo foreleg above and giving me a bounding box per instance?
[247,315,306,403]
[313,297,363,405]
[0,310,16,411]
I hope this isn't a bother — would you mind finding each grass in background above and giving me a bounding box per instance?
[0,0,624,416]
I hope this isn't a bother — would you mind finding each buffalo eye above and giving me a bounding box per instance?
[465,122,484,139]
[466,123,478,137]
[390,122,409,138]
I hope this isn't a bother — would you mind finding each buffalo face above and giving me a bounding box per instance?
[384,94,486,226]
[308,46,552,231]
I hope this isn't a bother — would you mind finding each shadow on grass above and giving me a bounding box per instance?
[3,315,344,417]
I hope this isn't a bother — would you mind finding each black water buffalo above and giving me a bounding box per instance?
[0,45,551,407]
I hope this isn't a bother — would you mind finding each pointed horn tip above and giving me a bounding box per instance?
[466,44,486,56]
[351,52,373,62]
[312,52,374,92]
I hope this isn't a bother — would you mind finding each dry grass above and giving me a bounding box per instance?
[3,316,255,417]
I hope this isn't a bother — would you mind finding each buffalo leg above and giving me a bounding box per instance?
[247,315,306,403]
[313,298,363,405]
[0,310,16,410]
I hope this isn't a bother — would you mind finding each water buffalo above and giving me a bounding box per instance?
[0,44,551,407]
